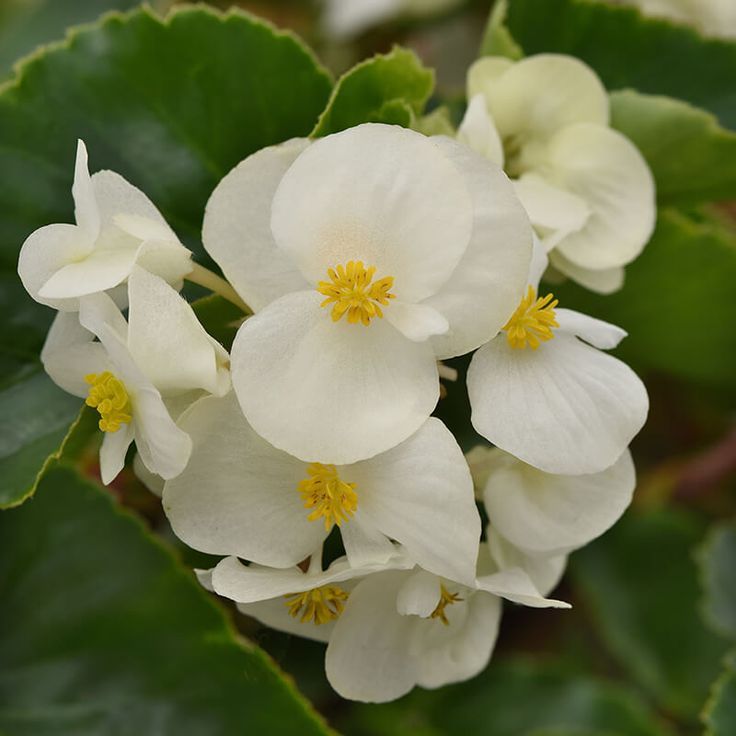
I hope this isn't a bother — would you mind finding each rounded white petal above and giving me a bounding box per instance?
[414,589,502,690]
[467,56,514,98]
[426,136,533,359]
[238,597,335,643]
[475,567,570,609]
[202,139,310,312]
[270,124,473,303]
[457,94,504,166]
[231,290,439,464]
[344,417,480,584]
[99,422,135,485]
[326,571,419,702]
[41,312,110,397]
[396,569,442,618]
[18,223,93,309]
[487,530,568,597]
[340,509,398,568]
[483,449,636,555]
[469,54,608,141]
[548,249,625,295]
[545,123,656,270]
[467,333,649,474]
[384,301,449,342]
[555,308,627,350]
[163,393,326,563]
[127,267,229,396]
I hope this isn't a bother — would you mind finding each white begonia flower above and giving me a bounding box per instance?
[322,0,463,40]
[616,0,736,39]
[206,550,414,643]
[467,239,648,475]
[18,140,192,311]
[163,391,481,585]
[41,267,229,484]
[482,447,636,557]
[202,123,532,464]
[464,54,656,294]
[325,545,569,702]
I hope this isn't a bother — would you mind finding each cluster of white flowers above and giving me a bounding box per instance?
[19,54,653,703]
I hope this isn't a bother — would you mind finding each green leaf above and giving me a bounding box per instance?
[337,658,671,736]
[572,509,729,719]
[549,210,736,392]
[0,370,82,509]
[610,90,736,205]
[698,523,736,640]
[312,46,434,136]
[0,465,331,735]
[703,651,736,736]
[0,5,332,365]
[501,0,736,129]
[479,0,523,59]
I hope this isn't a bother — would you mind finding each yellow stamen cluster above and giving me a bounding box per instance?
[284,585,350,625]
[503,285,559,350]
[317,261,395,325]
[430,584,463,626]
[85,371,132,433]
[298,463,358,531]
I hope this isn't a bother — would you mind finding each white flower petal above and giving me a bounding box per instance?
[546,123,656,270]
[341,509,398,568]
[487,530,568,597]
[202,139,310,312]
[426,136,533,358]
[322,0,400,39]
[383,301,449,342]
[72,140,100,238]
[396,569,441,618]
[469,54,608,141]
[555,308,627,350]
[163,393,326,564]
[414,590,502,690]
[132,452,165,497]
[270,124,473,303]
[238,598,335,643]
[127,267,228,396]
[344,418,480,584]
[548,249,625,295]
[457,94,504,166]
[467,333,648,474]
[231,290,439,464]
[466,56,514,98]
[326,571,418,702]
[476,567,570,609]
[483,449,636,555]
[41,312,110,397]
[99,422,135,485]
[18,223,93,309]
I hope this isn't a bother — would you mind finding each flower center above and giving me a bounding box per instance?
[85,371,132,433]
[298,463,358,531]
[284,585,349,625]
[503,285,559,350]
[317,260,395,325]
[430,584,463,626]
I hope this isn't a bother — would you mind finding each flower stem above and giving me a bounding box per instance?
[186,262,251,315]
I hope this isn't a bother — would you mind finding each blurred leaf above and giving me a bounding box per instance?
[698,523,736,640]
[0,370,81,509]
[0,0,146,80]
[501,0,736,129]
[479,0,523,59]
[703,651,736,736]
[611,90,736,205]
[549,210,736,393]
[0,465,331,736]
[312,46,433,136]
[338,658,671,736]
[572,509,729,719]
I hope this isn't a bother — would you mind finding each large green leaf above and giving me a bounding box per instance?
[337,658,671,736]
[703,652,736,736]
[610,90,736,206]
[0,370,82,509]
[312,46,433,136]
[698,523,736,640]
[501,0,736,129]
[0,465,331,735]
[572,509,728,720]
[549,210,736,393]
